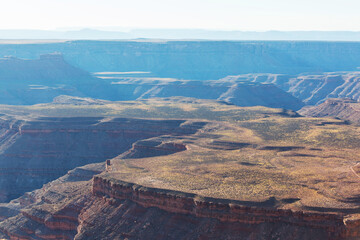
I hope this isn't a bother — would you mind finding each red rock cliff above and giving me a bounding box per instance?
[92,175,359,240]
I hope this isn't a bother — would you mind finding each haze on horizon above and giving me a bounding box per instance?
[1,0,360,31]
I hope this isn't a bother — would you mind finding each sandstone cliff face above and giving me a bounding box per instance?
[0,117,205,203]
[92,175,360,240]
[0,167,358,240]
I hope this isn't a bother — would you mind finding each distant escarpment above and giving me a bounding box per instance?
[0,54,305,110]
[1,41,360,79]
[2,40,360,107]
[108,79,304,110]
[0,116,205,203]
[223,72,360,105]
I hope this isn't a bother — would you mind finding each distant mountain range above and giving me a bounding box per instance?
[1,28,360,41]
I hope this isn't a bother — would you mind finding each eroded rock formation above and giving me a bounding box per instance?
[0,117,205,203]
[224,72,360,105]
[299,98,360,123]
[0,167,358,239]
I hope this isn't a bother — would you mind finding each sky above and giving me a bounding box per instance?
[0,0,359,31]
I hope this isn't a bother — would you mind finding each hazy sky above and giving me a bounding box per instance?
[1,0,359,31]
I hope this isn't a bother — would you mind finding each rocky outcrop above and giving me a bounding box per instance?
[1,166,358,240]
[298,98,360,122]
[121,138,187,159]
[92,175,360,240]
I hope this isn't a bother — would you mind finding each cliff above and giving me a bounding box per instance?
[2,40,360,107]
[1,41,360,79]
[91,175,360,239]
[224,72,360,105]
[0,99,359,239]
[109,79,305,110]
[0,168,358,240]
[0,116,205,203]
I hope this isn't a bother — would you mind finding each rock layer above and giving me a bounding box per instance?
[224,72,360,105]
[110,79,305,110]
[0,117,205,203]
[1,41,360,79]
[92,174,360,240]
[1,168,358,240]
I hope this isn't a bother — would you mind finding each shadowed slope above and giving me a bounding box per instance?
[0,115,205,203]
[0,54,116,105]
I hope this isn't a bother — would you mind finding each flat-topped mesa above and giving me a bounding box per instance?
[92,175,359,239]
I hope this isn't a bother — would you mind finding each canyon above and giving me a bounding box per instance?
[0,40,360,239]
[0,115,204,203]
[0,54,304,110]
[2,47,360,110]
[0,98,359,239]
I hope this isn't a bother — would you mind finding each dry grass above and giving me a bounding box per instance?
[2,97,360,217]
